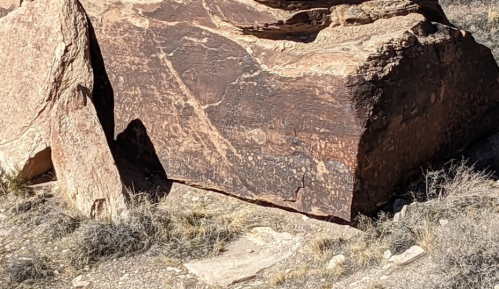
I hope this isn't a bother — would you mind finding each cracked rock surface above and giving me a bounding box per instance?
[0,0,127,220]
[73,0,499,221]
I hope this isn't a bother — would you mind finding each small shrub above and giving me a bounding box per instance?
[0,169,31,198]
[161,207,251,259]
[308,236,347,262]
[431,214,499,288]
[67,201,167,267]
[49,214,82,239]
[5,257,53,284]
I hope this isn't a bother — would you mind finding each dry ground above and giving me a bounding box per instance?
[0,160,498,289]
[442,0,499,62]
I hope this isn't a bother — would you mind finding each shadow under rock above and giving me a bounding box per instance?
[114,119,173,201]
[86,15,172,201]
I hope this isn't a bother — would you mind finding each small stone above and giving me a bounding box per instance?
[393,205,408,222]
[389,245,426,265]
[246,249,254,253]
[380,275,388,280]
[83,266,89,271]
[439,219,449,226]
[72,275,91,288]
[302,215,309,221]
[167,267,182,273]
[285,269,291,274]
[383,250,392,260]
[493,284,499,289]
[53,270,60,275]
[120,273,129,280]
[327,254,346,270]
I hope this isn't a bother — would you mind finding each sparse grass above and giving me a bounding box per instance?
[288,161,499,288]
[65,198,168,267]
[49,213,82,239]
[441,0,499,62]
[308,236,347,262]
[0,169,31,198]
[431,213,499,289]
[63,194,263,268]
[5,256,54,284]
[161,205,251,259]
[269,264,337,287]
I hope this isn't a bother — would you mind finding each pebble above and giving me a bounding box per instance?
[439,219,449,226]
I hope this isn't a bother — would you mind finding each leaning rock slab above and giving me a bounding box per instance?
[184,227,301,287]
[0,0,126,220]
[81,0,499,221]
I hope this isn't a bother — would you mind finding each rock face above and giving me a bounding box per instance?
[75,0,499,221]
[0,0,126,220]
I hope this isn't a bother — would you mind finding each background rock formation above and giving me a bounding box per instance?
[73,0,499,221]
[0,0,126,220]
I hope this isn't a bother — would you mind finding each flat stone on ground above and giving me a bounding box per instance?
[184,227,302,287]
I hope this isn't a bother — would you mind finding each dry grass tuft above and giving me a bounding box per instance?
[0,169,31,198]
[431,213,499,288]
[65,198,167,267]
[64,195,262,268]
[295,161,499,287]
[308,236,347,262]
[161,205,255,259]
[269,270,286,287]
[5,256,54,284]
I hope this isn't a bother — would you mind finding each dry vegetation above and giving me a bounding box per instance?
[0,162,498,288]
[268,161,499,288]
[0,175,278,288]
[441,0,499,62]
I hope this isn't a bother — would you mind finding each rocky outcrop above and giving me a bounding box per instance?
[0,0,127,220]
[75,0,499,221]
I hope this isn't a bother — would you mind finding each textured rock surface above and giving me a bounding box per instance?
[79,0,499,221]
[184,227,302,287]
[0,0,126,220]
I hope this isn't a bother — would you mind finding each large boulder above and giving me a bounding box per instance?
[80,0,499,221]
[0,0,127,220]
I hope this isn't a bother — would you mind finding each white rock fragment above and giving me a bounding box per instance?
[327,254,346,270]
[383,250,392,260]
[439,219,449,226]
[388,245,426,265]
[393,205,408,222]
